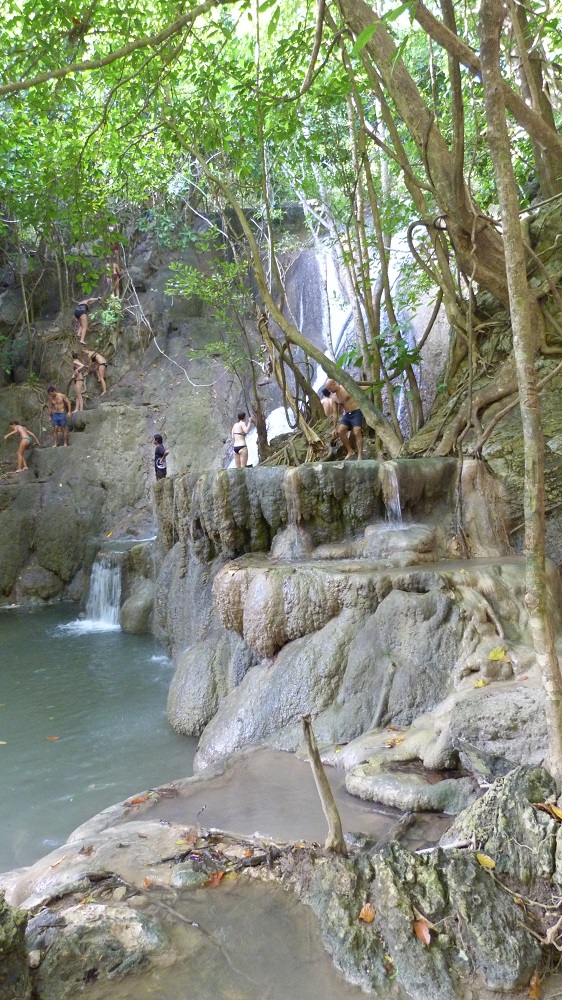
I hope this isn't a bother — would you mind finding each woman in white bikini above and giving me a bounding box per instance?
[231,411,254,468]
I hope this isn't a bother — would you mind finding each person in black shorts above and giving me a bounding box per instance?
[74,297,99,344]
[154,434,168,480]
[324,379,364,460]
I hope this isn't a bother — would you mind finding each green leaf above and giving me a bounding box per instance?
[383,1,415,25]
[351,23,378,55]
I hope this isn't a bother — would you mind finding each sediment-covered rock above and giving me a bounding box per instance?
[0,893,33,1000]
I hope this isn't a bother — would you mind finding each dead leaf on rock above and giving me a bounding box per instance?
[529,969,542,999]
[79,845,95,857]
[50,854,67,868]
[143,877,152,889]
[488,646,509,662]
[474,679,491,688]
[127,795,149,806]
[206,871,225,888]
[359,902,375,923]
[476,853,496,870]
[534,802,562,822]
[386,736,406,748]
[413,918,431,946]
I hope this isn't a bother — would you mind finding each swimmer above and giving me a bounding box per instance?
[324,379,364,460]
[231,411,254,468]
[74,297,99,345]
[83,349,107,395]
[3,422,40,472]
[47,386,71,447]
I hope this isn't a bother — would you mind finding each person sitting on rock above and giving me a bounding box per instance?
[47,387,71,447]
[320,387,339,433]
[83,349,107,395]
[231,412,254,468]
[3,422,40,472]
[324,379,364,460]
[74,297,99,345]
[71,353,86,413]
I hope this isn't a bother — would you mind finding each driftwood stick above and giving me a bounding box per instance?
[302,714,348,855]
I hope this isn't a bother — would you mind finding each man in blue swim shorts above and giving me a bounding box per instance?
[47,386,72,447]
[325,379,364,460]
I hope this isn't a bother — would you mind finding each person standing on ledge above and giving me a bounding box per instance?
[153,434,168,480]
[320,386,339,433]
[231,411,254,468]
[71,353,86,412]
[4,422,40,472]
[83,348,108,395]
[324,379,364,460]
[74,297,99,345]
[47,386,71,447]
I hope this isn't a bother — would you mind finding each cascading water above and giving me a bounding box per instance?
[84,553,122,629]
[382,462,402,525]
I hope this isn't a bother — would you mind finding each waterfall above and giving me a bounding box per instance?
[382,462,402,525]
[85,553,122,629]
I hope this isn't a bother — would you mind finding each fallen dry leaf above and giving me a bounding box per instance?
[413,918,431,946]
[488,646,509,662]
[79,845,95,857]
[143,877,152,889]
[534,802,562,822]
[206,871,225,888]
[127,795,149,805]
[476,853,496,870]
[359,902,375,923]
[0,741,6,745]
[516,674,528,681]
[529,969,542,999]
[474,679,491,688]
[50,854,67,868]
[244,848,253,858]
[386,736,406,748]
[46,736,59,741]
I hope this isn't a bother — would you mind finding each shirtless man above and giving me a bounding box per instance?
[4,422,40,472]
[231,411,254,468]
[83,349,107,395]
[47,386,71,447]
[324,378,364,460]
[320,387,339,433]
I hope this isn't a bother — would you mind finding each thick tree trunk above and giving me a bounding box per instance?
[337,0,509,305]
[479,0,562,787]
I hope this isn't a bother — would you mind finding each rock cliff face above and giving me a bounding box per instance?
[154,457,555,798]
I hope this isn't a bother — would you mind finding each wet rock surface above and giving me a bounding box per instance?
[0,893,33,1000]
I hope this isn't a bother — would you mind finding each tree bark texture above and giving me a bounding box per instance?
[479,0,562,787]
[337,0,509,305]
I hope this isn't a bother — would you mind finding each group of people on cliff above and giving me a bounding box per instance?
[229,377,364,469]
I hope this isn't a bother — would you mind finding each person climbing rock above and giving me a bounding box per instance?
[83,349,107,395]
[320,387,339,433]
[47,387,71,447]
[231,412,254,468]
[324,379,364,460]
[153,434,168,480]
[74,297,99,345]
[3,422,40,472]
[71,353,86,412]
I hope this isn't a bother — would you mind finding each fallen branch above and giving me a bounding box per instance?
[302,715,348,855]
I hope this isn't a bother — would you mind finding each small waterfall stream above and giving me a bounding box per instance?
[382,462,403,525]
[85,553,122,629]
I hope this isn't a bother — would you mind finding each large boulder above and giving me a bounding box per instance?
[441,766,557,883]
[32,903,168,1000]
[0,893,33,1000]
[194,609,362,769]
[119,578,154,633]
[167,631,255,736]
